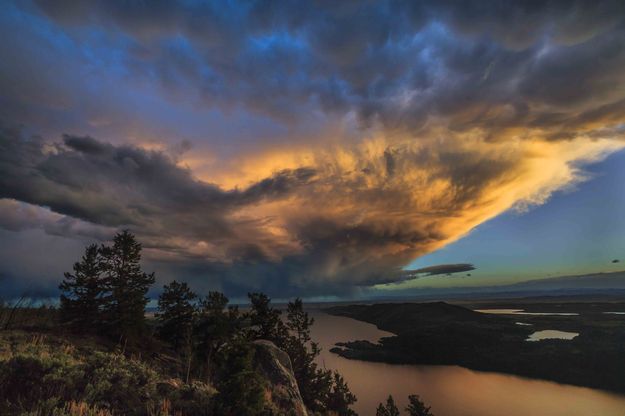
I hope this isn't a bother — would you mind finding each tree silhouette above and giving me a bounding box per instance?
[194,291,242,382]
[326,371,357,416]
[156,280,197,351]
[376,395,400,416]
[247,292,288,344]
[99,230,155,341]
[406,394,434,416]
[59,244,104,331]
[284,297,328,411]
[286,298,314,344]
[212,339,266,415]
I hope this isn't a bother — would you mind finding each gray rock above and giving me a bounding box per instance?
[252,339,309,416]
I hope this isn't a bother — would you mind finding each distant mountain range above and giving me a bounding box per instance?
[372,270,625,301]
[503,270,625,290]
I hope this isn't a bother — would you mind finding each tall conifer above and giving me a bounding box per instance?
[100,230,155,340]
[59,244,103,330]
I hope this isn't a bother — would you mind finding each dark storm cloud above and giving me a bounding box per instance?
[0,126,340,296]
[0,199,113,241]
[0,127,316,241]
[25,0,625,134]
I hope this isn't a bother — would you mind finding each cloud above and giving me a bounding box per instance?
[1,124,622,297]
[0,199,114,241]
[0,128,317,258]
[1,1,625,297]
[402,264,476,278]
[19,1,624,136]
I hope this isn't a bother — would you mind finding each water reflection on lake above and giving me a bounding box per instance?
[475,309,579,316]
[310,311,625,416]
[526,329,579,341]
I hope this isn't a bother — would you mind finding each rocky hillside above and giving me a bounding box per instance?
[0,330,310,415]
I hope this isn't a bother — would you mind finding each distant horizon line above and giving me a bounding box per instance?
[4,268,625,306]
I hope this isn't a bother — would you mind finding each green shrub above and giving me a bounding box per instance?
[0,334,219,416]
[81,351,160,414]
[0,350,83,411]
[159,380,215,416]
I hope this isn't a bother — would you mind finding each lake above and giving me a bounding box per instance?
[526,329,579,341]
[309,310,625,416]
[475,309,579,316]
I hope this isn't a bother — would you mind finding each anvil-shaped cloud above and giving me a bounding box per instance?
[1,126,621,296]
[1,1,625,297]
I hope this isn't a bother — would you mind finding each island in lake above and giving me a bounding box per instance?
[325,300,625,394]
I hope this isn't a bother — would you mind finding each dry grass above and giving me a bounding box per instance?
[61,401,114,416]
[0,300,59,330]
[0,329,216,416]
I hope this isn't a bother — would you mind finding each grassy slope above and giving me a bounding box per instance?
[0,322,216,415]
[0,309,310,416]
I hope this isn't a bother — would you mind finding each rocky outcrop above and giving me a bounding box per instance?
[252,340,308,416]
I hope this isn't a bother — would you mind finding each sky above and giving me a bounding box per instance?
[1,0,625,300]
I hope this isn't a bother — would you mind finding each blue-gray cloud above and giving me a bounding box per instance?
[15,1,619,133]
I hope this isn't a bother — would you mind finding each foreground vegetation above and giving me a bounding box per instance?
[0,231,434,415]
[0,329,215,415]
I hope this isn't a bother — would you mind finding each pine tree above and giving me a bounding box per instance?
[247,292,288,345]
[59,244,104,331]
[284,297,329,411]
[156,280,197,351]
[99,230,155,341]
[326,371,358,416]
[376,395,400,416]
[212,339,267,415]
[194,291,242,382]
[406,394,434,416]
[286,298,314,344]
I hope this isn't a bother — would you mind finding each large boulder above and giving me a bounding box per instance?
[252,340,308,416]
